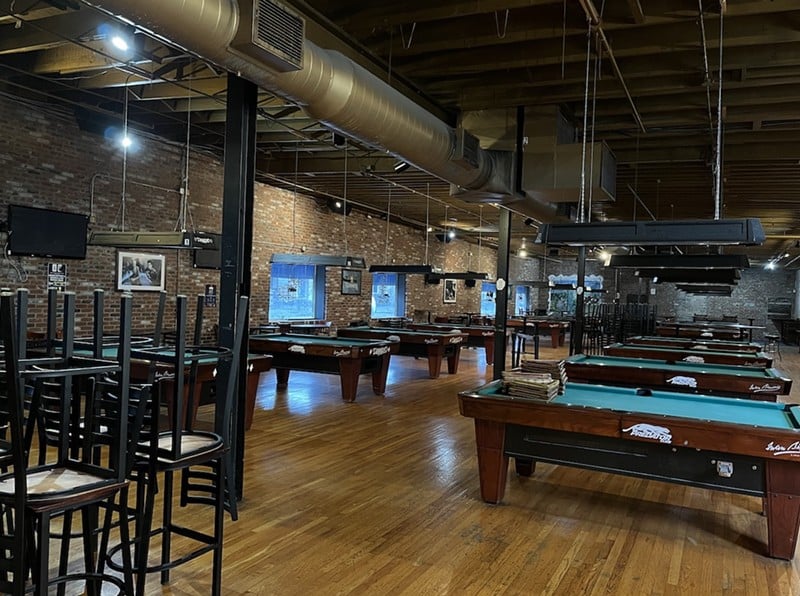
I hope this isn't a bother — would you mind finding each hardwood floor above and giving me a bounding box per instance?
[72,340,800,594]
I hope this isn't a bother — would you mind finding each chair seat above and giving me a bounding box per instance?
[138,431,224,466]
[0,466,126,511]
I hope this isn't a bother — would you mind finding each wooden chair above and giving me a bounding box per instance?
[0,291,136,595]
[118,294,249,595]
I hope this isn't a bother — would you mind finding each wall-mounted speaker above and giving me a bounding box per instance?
[434,233,452,243]
[424,274,441,285]
[464,279,477,288]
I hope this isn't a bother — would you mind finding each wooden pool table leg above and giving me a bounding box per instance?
[483,336,495,365]
[446,346,462,374]
[765,459,800,559]
[425,344,444,378]
[275,368,290,387]
[337,358,361,402]
[550,327,559,348]
[472,419,508,504]
[371,354,391,395]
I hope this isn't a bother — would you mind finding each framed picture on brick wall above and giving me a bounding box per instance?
[341,269,362,295]
[443,278,457,303]
[117,251,166,291]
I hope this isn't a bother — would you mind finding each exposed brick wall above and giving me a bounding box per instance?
[615,268,793,340]
[0,95,498,336]
[525,253,791,342]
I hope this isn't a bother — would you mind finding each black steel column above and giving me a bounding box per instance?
[219,73,257,500]
[573,246,586,353]
[493,208,512,380]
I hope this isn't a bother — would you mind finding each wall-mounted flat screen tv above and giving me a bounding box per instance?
[192,232,221,270]
[7,205,89,259]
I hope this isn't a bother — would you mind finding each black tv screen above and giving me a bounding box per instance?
[7,205,89,259]
[193,232,221,269]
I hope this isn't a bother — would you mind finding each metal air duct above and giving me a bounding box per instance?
[82,0,560,222]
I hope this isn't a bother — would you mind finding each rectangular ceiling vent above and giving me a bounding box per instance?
[231,0,304,72]
[452,128,481,169]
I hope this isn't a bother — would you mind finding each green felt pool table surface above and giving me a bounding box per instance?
[84,346,262,366]
[568,354,779,378]
[473,381,797,429]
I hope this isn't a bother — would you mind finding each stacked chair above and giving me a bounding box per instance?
[0,290,137,594]
[106,293,249,595]
[0,287,249,595]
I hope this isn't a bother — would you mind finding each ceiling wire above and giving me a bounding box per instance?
[478,205,483,269]
[587,31,602,223]
[291,144,300,249]
[175,59,195,233]
[343,139,348,256]
[561,0,567,79]
[425,189,430,266]
[494,9,509,39]
[384,185,392,263]
[118,76,131,232]
[697,1,716,149]
[578,17,593,223]
[713,8,725,220]
[400,22,416,50]
[365,171,478,222]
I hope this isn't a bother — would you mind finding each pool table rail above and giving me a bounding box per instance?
[565,354,792,400]
[249,333,398,402]
[337,326,468,378]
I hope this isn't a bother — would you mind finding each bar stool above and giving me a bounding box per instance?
[108,294,250,595]
[764,333,781,360]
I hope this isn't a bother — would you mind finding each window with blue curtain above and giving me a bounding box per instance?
[480,281,496,316]
[371,272,406,318]
[547,274,603,316]
[268,263,325,320]
[514,285,529,316]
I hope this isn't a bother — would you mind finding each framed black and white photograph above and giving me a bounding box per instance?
[341,269,362,295]
[443,278,457,303]
[117,251,166,291]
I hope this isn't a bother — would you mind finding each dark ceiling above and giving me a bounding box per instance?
[3,0,800,265]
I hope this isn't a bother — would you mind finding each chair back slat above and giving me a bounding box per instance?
[15,288,27,359]
[153,290,166,347]
[92,289,105,359]
[0,291,31,594]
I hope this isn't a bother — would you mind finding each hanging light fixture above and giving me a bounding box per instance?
[89,66,216,250]
[368,182,433,274]
[517,238,528,258]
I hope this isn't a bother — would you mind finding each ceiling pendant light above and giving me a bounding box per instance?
[518,238,528,258]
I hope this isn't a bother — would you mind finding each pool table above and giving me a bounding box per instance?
[336,327,468,378]
[458,379,800,559]
[604,342,772,367]
[507,318,571,348]
[248,333,398,402]
[565,353,792,400]
[86,345,272,431]
[656,321,764,342]
[408,323,495,364]
[626,335,762,353]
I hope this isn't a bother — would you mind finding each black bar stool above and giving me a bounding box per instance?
[764,333,781,360]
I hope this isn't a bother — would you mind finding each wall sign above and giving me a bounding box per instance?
[205,284,217,307]
[47,262,67,291]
